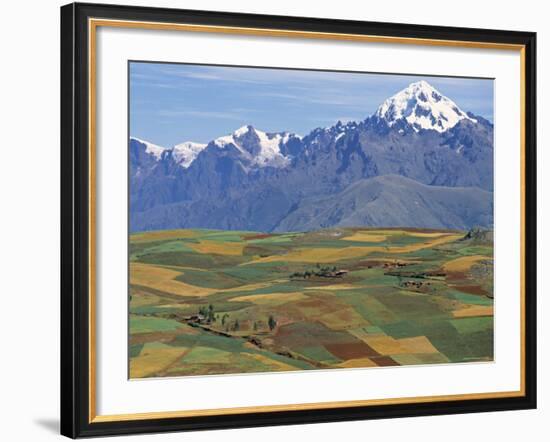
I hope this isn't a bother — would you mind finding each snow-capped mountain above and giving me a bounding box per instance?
[375,80,477,133]
[130,80,493,232]
[131,126,301,171]
[172,141,207,168]
[130,137,167,159]
[213,125,299,168]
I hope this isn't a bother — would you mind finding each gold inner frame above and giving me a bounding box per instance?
[87,17,527,424]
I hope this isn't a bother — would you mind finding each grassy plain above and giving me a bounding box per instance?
[129,227,493,378]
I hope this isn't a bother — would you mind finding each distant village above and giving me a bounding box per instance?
[290,264,348,279]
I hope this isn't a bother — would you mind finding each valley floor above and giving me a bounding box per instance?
[129,227,494,378]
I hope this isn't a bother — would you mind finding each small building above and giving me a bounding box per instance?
[185,313,206,323]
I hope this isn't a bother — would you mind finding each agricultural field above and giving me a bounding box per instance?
[129,227,494,378]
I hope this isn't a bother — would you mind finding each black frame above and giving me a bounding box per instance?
[61,2,537,438]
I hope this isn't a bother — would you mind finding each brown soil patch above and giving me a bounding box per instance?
[371,356,400,366]
[129,327,197,345]
[325,341,380,360]
[244,233,272,240]
[451,284,490,296]
[446,271,468,282]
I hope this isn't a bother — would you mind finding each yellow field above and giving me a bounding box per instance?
[130,343,188,378]
[188,240,245,256]
[360,334,410,355]
[443,255,492,272]
[337,357,378,368]
[369,229,449,237]
[131,229,198,243]
[349,331,439,355]
[246,246,372,263]
[247,234,463,264]
[129,290,163,308]
[156,303,193,309]
[395,233,464,250]
[401,231,449,238]
[342,232,387,242]
[316,308,367,330]
[452,305,494,318]
[230,292,308,305]
[155,265,207,272]
[397,336,439,354]
[130,262,217,297]
[243,353,297,371]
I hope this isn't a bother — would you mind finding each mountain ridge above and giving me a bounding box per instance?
[129,81,494,232]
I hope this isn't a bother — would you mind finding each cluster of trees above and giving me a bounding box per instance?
[268,314,277,331]
[198,304,216,323]
[200,306,277,333]
[290,263,339,279]
[249,316,277,332]
[231,319,240,331]
[221,313,230,326]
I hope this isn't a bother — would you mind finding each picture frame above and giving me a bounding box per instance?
[60,2,537,438]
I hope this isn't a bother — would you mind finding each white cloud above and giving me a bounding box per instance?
[157,109,248,121]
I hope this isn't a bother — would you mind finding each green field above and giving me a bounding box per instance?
[129,227,494,378]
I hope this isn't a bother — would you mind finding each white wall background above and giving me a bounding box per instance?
[0,0,546,440]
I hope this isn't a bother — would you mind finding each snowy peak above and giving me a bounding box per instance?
[130,137,168,160]
[131,137,206,168]
[213,125,296,168]
[131,129,285,168]
[374,80,476,133]
[233,125,253,137]
[172,141,207,168]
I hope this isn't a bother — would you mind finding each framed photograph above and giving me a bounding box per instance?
[60,2,537,438]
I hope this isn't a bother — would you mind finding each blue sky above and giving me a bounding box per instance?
[130,62,494,147]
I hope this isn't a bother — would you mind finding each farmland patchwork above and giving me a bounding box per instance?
[129,228,493,378]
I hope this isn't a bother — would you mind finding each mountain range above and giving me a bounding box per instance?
[130,80,494,233]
